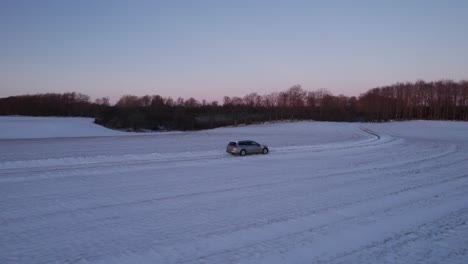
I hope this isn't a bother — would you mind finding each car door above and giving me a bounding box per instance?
[242,141,253,154]
[241,141,251,154]
[238,141,248,153]
[250,141,262,153]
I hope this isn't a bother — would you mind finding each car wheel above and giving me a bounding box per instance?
[262,148,269,154]
[240,149,246,156]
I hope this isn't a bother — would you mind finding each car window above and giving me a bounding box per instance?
[228,142,237,146]
[238,141,246,145]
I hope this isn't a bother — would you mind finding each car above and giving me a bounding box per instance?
[226,140,269,156]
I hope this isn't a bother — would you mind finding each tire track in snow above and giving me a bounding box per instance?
[329,208,468,264]
[0,127,392,183]
[0,124,378,171]
[173,176,468,264]
[0,127,461,226]
[0,139,461,224]
[2,122,467,264]
[4,151,466,264]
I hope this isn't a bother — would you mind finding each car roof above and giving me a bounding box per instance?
[232,140,259,144]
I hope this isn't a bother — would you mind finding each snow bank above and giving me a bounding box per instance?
[0,116,130,139]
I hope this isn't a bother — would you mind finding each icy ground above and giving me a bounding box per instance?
[0,118,467,263]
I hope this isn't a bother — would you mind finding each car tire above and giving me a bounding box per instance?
[262,148,269,154]
[240,149,246,156]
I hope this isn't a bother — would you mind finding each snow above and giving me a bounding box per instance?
[0,116,130,139]
[0,117,467,263]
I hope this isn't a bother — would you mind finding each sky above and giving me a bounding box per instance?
[1,0,468,102]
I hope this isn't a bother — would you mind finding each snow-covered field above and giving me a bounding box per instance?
[1,117,467,263]
[0,116,130,139]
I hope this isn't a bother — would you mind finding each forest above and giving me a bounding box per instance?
[1,80,467,131]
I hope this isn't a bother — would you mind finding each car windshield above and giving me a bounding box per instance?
[228,142,237,146]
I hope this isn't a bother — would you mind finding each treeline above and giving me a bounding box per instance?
[99,86,359,130]
[0,92,109,117]
[359,80,468,121]
[1,80,467,131]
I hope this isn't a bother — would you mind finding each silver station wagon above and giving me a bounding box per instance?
[226,140,269,156]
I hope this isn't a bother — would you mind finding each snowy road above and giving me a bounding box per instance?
[1,120,467,263]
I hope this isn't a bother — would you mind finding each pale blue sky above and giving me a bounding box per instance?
[1,0,468,102]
